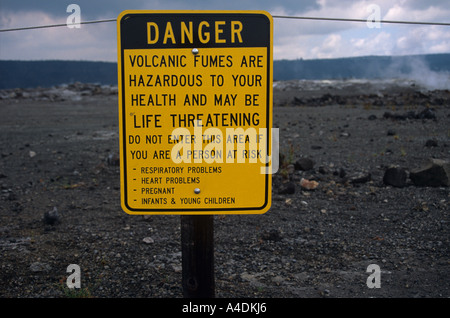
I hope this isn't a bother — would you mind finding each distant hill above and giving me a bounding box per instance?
[273,53,450,81]
[0,60,117,89]
[1,54,449,89]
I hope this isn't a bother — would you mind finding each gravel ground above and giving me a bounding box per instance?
[0,80,449,299]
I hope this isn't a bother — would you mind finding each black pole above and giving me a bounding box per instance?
[181,215,215,298]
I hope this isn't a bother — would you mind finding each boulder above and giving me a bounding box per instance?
[410,159,450,187]
[383,167,407,188]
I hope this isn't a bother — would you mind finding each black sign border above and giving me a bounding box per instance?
[118,11,273,214]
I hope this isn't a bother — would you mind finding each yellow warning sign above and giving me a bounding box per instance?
[117,11,273,214]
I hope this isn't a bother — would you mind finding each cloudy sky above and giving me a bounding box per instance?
[0,0,449,61]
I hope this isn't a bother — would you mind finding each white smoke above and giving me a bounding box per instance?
[387,56,450,91]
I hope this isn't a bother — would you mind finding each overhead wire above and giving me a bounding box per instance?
[272,15,450,26]
[0,19,116,33]
[0,15,449,33]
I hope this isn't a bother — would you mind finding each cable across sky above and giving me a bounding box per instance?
[0,15,449,33]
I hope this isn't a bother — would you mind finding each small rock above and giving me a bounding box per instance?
[300,178,319,190]
[241,272,260,285]
[410,159,450,187]
[425,139,438,147]
[142,237,154,244]
[30,262,51,273]
[334,168,346,178]
[278,182,295,194]
[260,229,282,241]
[29,151,36,158]
[383,167,407,188]
[43,207,60,225]
[286,164,295,175]
[172,264,182,273]
[107,153,120,166]
[318,166,328,174]
[294,158,315,171]
[368,114,377,120]
[351,173,371,184]
[272,276,284,284]
[416,108,436,120]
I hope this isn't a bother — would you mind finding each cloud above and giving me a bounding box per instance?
[0,10,117,61]
[384,2,450,21]
[276,0,450,59]
[0,0,318,20]
[0,0,449,61]
[352,31,393,56]
[313,34,343,58]
[394,26,450,55]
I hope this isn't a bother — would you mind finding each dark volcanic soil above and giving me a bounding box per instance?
[0,80,449,298]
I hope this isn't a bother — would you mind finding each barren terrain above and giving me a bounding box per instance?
[0,79,449,299]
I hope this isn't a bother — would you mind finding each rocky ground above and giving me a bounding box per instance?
[0,80,449,299]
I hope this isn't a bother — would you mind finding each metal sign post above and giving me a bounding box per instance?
[181,215,214,298]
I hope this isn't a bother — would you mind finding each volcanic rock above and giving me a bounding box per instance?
[260,229,282,242]
[350,173,372,184]
[410,159,450,187]
[294,158,315,171]
[278,182,296,194]
[383,167,407,188]
[416,108,436,120]
[29,262,51,273]
[425,139,438,147]
[107,153,120,166]
[383,107,437,121]
[300,178,319,190]
[43,207,60,225]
